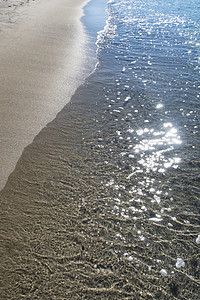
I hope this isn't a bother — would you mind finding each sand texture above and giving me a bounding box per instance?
[0,0,90,190]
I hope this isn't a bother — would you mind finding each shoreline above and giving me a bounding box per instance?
[0,0,94,190]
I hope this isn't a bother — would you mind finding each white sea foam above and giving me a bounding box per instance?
[196,235,200,244]
[160,269,168,275]
[175,258,185,269]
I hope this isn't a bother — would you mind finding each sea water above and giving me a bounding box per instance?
[0,0,199,298]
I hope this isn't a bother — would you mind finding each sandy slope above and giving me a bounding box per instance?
[0,0,91,190]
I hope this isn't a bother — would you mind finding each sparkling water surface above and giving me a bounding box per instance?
[0,0,199,298]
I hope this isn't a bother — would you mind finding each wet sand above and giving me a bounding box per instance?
[0,0,92,190]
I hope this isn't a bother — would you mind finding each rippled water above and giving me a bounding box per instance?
[0,0,199,298]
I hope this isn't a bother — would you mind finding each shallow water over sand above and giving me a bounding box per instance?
[0,0,199,298]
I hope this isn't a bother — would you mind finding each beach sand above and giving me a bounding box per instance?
[0,0,93,190]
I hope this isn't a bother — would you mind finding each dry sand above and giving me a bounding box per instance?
[0,0,93,190]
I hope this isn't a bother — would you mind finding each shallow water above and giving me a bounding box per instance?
[0,0,199,298]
